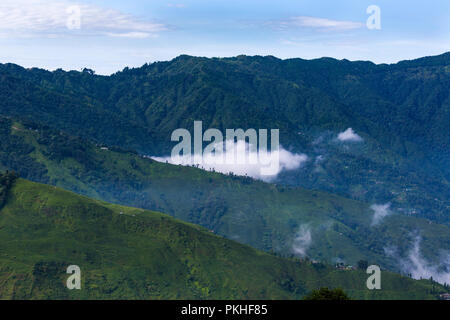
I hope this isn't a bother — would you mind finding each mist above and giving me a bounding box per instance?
[370,203,391,226]
[386,235,450,285]
[292,224,312,257]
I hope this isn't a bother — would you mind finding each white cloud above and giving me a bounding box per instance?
[337,128,363,142]
[105,32,156,39]
[167,3,186,8]
[152,140,308,181]
[370,203,391,226]
[0,0,167,38]
[292,224,312,257]
[387,236,450,285]
[273,16,364,31]
[315,155,325,164]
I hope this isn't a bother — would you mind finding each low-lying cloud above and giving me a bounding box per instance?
[386,236,450,285]
[292,224,312,257]
[370,203,391,226]
[152,140,308,181]
[337,128,363,142]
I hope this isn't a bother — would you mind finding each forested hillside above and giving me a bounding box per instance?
[0,53,448,224]
[1,117,449,278]
[0,175,446,300]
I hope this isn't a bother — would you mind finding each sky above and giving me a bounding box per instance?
[0,0,449,74]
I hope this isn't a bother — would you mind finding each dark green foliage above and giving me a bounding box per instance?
[0,178,446,300]
[0,118,449,275]
[0,53,448,300]
[0,54,449,224]
[357,260,369,270]
[0,171,18,209]
[0,118,48,182]
[303,287,350,300]
[31,261,70,299]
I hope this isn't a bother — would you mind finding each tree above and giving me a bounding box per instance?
[357,260,369,270]
[82,68,95,75]
[0,171,19,209]
[303,287,351,300]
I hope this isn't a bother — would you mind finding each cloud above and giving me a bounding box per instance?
[0,0,167,38]
[337,128,363,142]
[152,140,308,182]
[167,3,186,8]
[105,32,156,39]
[292,224,312,257]
[370,203,391,226]
[315,155,325,164]
[387,236,450,285]
[271,16,364,31]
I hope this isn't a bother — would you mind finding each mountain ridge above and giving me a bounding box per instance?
[0,52,448,224]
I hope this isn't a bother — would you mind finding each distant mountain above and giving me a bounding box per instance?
[1,116,449,280]
[0,53,449,224]
[0,173,447,300]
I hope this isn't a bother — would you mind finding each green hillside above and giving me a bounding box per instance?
[0,173,446,300]
[1,117,449,275]
[0,54,448,224]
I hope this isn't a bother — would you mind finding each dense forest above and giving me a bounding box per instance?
[0,116,449,275]
[0,177,447,300]
[0,53,448,224]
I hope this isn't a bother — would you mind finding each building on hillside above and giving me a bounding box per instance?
[439,293,450,300]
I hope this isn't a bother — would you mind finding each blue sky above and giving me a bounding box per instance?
[0,0,449,74]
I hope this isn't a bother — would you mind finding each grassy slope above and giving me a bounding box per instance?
[1,118,450,273]
[0,178,446,300]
